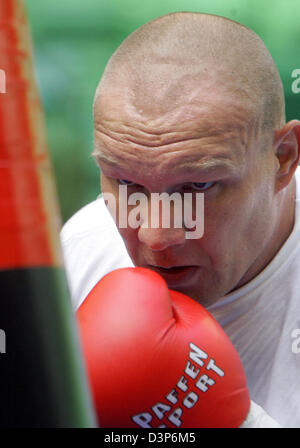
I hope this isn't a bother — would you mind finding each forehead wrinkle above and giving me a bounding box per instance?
[150,148,242,178]
[94,117,248,151]
[94,142,241,180]
[94,121,247,177]
[94,133,242,163]
[94,89,253,151]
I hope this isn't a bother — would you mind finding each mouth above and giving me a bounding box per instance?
[146,264,199,287]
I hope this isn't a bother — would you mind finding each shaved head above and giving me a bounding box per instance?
[94,12,285,132]
[92,12,300,305]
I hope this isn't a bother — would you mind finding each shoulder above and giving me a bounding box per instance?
[61,196,113,243]
[60,197,133,310]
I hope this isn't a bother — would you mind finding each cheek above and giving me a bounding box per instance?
[118,226,136,242]
[100,174,110,193]
[204,180,273,266]
[117,227,141,264]
[199,189,256,259]
[101,176,140,252]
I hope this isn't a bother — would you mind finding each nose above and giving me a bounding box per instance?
[132,190,188,250]
[138,226,186,251]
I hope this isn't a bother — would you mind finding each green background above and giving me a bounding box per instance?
[24,0,300,224]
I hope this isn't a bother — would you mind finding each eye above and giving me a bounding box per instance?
[187,181,215,191]
[118,179,137,186]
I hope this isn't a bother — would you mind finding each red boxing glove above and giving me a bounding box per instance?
[77,267,250,428]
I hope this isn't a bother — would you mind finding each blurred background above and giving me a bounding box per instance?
[24,0,300,224]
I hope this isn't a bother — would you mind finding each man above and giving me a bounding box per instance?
[61,12,300,427]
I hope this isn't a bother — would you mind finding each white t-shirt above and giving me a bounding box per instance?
[61,171,300,428]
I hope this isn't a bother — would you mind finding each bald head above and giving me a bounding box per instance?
[92,13,300,306]
[94,12,285,132]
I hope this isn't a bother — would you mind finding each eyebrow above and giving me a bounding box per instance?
[93,150,237,179]
[92,151,123,167]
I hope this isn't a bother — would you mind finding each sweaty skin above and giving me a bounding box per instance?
[92,12,300,307]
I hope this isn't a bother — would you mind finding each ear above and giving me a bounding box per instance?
[274,119,300,192]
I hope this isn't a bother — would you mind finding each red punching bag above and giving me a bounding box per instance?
[0,0,96,428]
